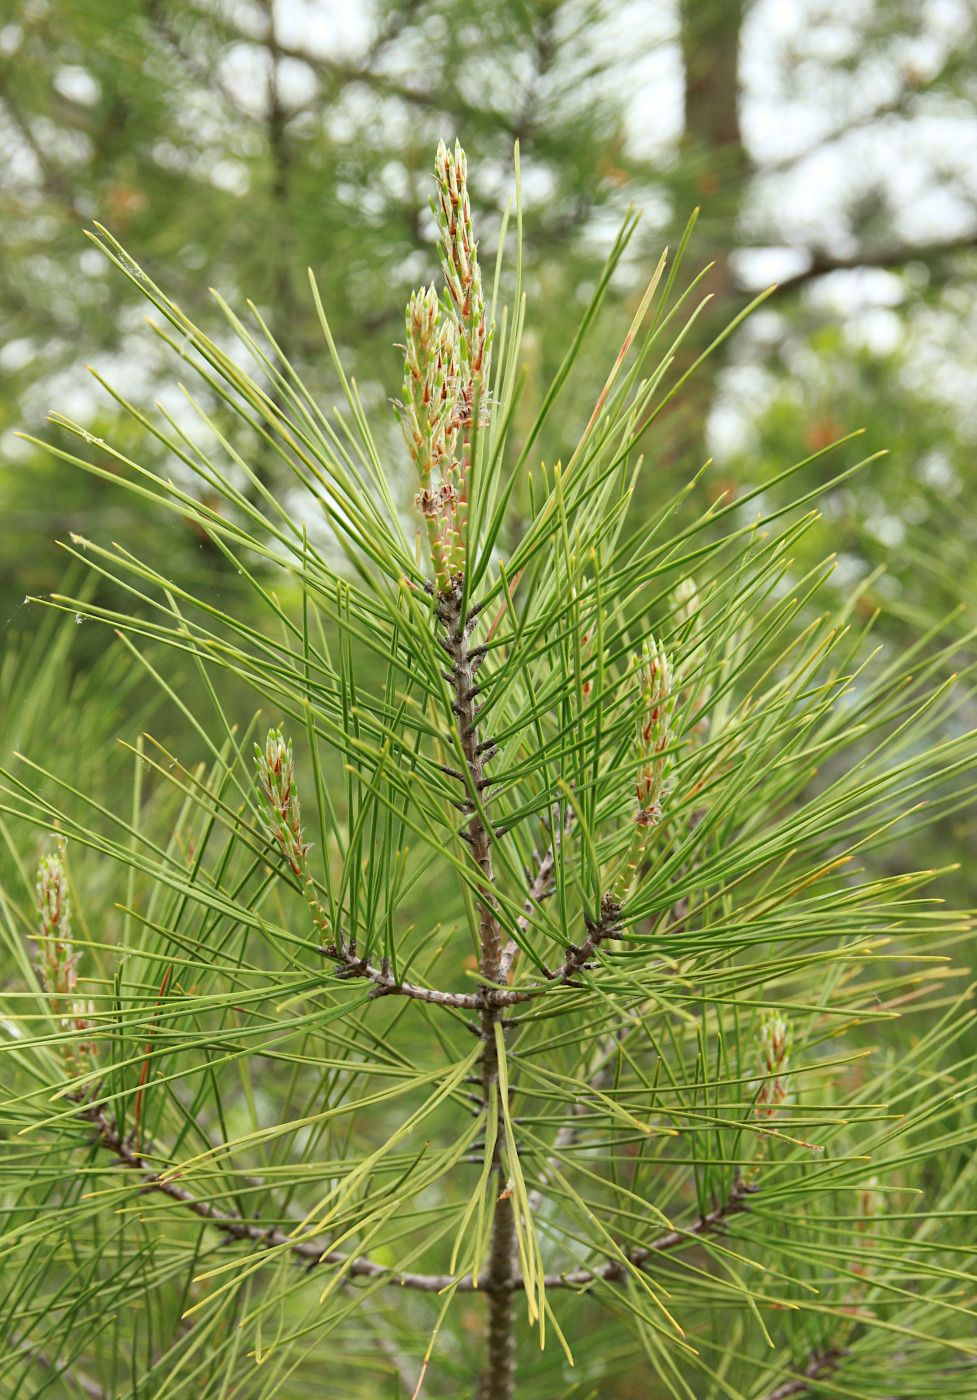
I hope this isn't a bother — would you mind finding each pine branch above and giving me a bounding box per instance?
[81,1102,374,1272]
[756,46,965,178]
[267,2,423,105]
[28,1102,764,1298]
[142,1,243,115]
[14,129,977,1400]
[77,1100,465,1289]
[0,83,75,210]
[146,0,423,118]
[319,937,581,1014]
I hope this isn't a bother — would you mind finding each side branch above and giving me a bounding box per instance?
[79,1101,463,1286]
[313,880,635,1015]
[320,942,479,1008]
[554,1172,756,1287]
[77,1100,758,1294]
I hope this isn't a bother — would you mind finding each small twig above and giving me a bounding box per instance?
[588,1172,757,1283]
[12,1329,105,1400]
[518,1028,626,1256]
[771,233,977,297]
[542,894,623,987]
[499,807,573,980]
[755,1347,846,1400]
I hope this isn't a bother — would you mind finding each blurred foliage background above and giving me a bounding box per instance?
[2,0,976,609]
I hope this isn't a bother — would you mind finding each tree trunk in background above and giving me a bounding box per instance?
[262,0,294,367]
[680,0,745,303]
[653,0,747,488]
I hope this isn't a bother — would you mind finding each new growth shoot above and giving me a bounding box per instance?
[613,636,677,903]
[255,728,329,942]
[755,1010,793,1119]
[398,139,494,594]
[35,842,97,1077]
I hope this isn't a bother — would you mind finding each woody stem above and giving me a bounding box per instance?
[437,582,515,1400]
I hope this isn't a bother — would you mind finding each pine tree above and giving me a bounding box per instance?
[2,139,977,1400]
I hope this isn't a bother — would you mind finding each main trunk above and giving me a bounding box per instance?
[438,584,516,1400]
